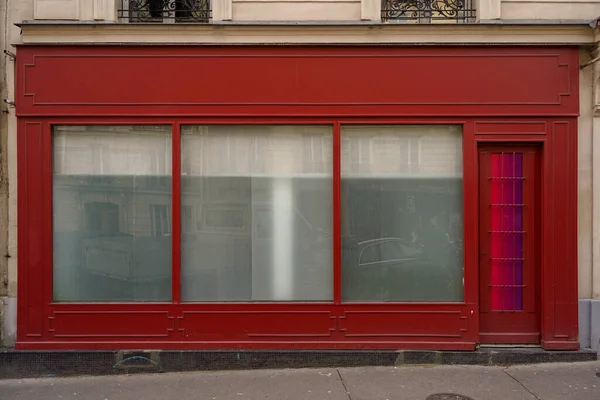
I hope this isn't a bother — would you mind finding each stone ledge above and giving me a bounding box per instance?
[15,22,595,45]
[0,348,597,379]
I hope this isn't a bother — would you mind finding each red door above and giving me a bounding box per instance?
[478,146,541,344]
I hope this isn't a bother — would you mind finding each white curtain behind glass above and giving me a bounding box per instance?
[341,125,462,176]
[53,126,172,176]
[181,125,333,302]
[182,125,331,177]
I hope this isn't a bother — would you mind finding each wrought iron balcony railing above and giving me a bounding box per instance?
[382,0,475,23]
[118,0,211,23]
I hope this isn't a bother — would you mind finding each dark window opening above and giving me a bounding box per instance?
[119,0,211,23]
[381,0,476,23]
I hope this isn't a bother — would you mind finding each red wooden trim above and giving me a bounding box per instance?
[477,144,544,344]
[16,119,30,340]
[11,116,561,127]
[541,340,580,350]
[16,46,579,118]
[462,121,478,342]
[523,150,537,315]
[474,121,547,135]
[480,333,540,344]
[17,120,46,340]
[546,121,579,343]
[172,123,181,304]
[333,122,341,305]
[475,136,549,143]
[16,341,478,351]
[41,303,472,311]
[42,122,53,307]
[541,127,555,346]
[569,119,579,337]
[478,150,492,316]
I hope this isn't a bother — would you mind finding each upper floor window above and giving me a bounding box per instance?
[381,0,475,23]
[119,0,211,23]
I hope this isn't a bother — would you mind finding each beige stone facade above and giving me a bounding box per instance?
[2,0,600,348]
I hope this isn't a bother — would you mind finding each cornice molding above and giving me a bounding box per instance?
[16,22,595,46]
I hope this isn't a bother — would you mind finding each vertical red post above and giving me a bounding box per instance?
[333,122,341,304]
[18,121,46,339]
[172,123,181,304]
[42,122,54,306]
[462,121,478,341]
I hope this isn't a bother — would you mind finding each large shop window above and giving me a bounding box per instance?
[181,126,333,301]
[51,124,464,304]
[341,125,464,302]
[53,126,173,302]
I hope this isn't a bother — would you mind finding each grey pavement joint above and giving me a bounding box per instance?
[502,368,542,400]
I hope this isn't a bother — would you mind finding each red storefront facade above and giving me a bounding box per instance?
[15,45,580,350]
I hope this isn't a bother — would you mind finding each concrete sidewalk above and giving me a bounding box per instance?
[1,361,599,400]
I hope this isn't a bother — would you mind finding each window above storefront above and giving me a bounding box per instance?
[114,0,475,24]
[118,0,211,23]
[381,0,476,23]
[25,0,600,25]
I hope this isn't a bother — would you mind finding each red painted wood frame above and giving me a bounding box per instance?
[478,145,542,344]
[15,46,580,350]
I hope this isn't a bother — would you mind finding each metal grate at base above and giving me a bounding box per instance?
[427,394,474,400]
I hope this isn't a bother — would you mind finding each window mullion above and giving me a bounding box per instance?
[172,122,182,304]
[333,122,342,305]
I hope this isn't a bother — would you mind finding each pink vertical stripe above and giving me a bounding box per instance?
[490,154,503,310]
[490,153,524,311]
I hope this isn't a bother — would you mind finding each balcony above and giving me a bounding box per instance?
[381,0,476,23]
[118,0,211,23]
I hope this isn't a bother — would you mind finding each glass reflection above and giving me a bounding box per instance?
[341,125,464,302]
[52,126,172,302]
[181,126,333,302]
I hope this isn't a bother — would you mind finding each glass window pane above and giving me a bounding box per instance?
[490,152,524,311]
[181,126,333,302]
[53,126,172,302]
[341,125,464,302]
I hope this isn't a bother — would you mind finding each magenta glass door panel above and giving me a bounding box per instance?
[490,153,524,311]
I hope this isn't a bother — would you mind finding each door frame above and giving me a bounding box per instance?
[477,143,542,344]
[470,124,578,350]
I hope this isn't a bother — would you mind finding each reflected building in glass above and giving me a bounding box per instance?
[53,126,173,302]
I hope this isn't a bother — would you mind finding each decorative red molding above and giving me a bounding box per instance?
[340,310,468,338]
[546,121,579,345]
[179,310,335,339]
[474,122,547,135]
[16,47,578,117]
[48,311,172,338]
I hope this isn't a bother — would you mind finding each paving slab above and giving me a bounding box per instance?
[0,368,348,400]
[339,365,536,400]
[505,361,600,400]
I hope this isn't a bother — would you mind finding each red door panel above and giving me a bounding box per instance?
[479,146,541,344]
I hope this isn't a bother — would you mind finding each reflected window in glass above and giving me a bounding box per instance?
[341,125,464,302]
[180,125,333,302]
[52,125,172,302]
